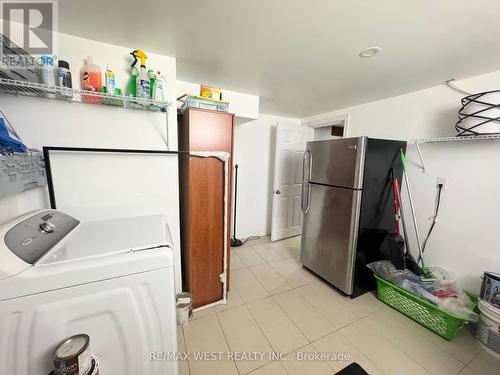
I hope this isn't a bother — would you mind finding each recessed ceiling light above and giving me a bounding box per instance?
[359,47,382,58]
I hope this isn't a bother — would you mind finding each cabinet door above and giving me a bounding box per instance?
[188,157,225,307]
[187,109,234,152]
[187,109,235,291]
[178,108,235,307]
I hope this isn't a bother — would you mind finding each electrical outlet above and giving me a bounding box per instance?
[437,176,448,189]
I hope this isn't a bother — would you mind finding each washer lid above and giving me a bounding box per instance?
[38,214,173,264]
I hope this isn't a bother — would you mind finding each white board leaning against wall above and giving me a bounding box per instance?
[45,149,182,292]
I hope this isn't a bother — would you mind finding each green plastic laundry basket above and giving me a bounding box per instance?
[374,274,477,340]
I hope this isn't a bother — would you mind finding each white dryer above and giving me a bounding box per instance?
[0,209,178,375]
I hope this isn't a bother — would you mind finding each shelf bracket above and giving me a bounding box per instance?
[414,142,426,172]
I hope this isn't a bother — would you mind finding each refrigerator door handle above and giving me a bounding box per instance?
[304,185,311,213]
[302,149,312,213]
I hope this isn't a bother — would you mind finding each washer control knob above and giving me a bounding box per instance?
[39,222,55,234]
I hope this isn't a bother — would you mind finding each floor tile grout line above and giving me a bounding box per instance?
[270,288,339,344]
[252,245,286,263]
[324,324,389,375]
[229,249,320,308]
[233,239,485,375]
[213,304,242,375]
[232,265,272,303]
[233,245,267,268]
[231,246,387,374]
[344,315,434,375]
[376,306,479,366]
[238,242,382,370]
[234,303,279,373]
[231,244,382,337]
[266,260,316,288]
[245,360,284,375]
[455,362,467,375]
[308,339,352,374]
[247,262,294,296]
[180,325,193,375]
[244,300,283,358]
[238,258,331,356]
[283,341,338,375]
[245,295,310,355]
[464,350,481,368]
[306,307,391,374]
[285,283,361,332]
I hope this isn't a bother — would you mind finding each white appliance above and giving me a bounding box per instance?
[0,209,178,375]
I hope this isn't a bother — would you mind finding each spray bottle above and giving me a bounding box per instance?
[130,50,150,105]
[153,71,165,102]
[128,66,138,96]
[147,69,156,98]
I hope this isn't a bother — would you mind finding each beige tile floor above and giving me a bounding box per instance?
[177,236,500,375]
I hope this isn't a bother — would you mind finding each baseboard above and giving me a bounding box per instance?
[234,231,269,240]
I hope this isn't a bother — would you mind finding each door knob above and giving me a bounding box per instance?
[275,190,281,195]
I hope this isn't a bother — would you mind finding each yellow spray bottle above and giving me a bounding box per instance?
[130,50,150,104]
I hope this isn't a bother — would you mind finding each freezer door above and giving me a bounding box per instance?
[300,183,362,295]
[307,137,366,189]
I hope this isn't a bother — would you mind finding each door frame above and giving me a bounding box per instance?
[302,113,350,139]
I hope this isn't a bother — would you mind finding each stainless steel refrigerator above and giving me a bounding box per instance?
[300,137,406,297]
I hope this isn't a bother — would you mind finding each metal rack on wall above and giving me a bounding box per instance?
[409,134,500,171]
[410,134,500,144]
[0,78,172,112]
[0,78,174,198]
[0,77,173,150]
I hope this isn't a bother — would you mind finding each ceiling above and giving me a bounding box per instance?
[57,0,500,117]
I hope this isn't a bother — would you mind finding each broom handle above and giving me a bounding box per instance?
[395,179,410,256]
[402,168,424,267]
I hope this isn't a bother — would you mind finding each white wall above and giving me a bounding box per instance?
[176,80,259,120]
[232,114,302,238]
[0,32,182,290]
[302,70,500,293]
[404,142,500,294]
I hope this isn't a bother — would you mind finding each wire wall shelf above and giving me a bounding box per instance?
[0,78,171,113]
[411,134,500,144]
[409,134,500,172]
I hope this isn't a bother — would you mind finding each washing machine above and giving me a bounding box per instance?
[0,209,178,375]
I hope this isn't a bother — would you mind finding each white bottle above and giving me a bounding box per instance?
[153,71,165,102]
[104,65,116,96]
[136,64,150,105]
[40,55,56,98]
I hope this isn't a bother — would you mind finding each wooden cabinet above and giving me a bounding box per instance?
[178,108,234,308]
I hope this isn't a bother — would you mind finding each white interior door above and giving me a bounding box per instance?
[271,123,307,241]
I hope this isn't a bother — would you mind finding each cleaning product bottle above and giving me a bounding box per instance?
[127,65,140,108]
[104,65,116,96]
[152,71,165,103]
[40,55,56,98]
[151,71,166,111]
[148,69,156,99]
[57,60,73,98]
[129,66,138,97]
[130,50,150,106]
[80,56,102,104]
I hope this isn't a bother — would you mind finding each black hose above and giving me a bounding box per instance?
[420,184,444,259]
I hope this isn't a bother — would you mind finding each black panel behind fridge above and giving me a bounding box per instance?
[352,138,407,297]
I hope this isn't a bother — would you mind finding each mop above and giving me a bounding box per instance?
[392,169,422,276]
[400,149,437,282]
